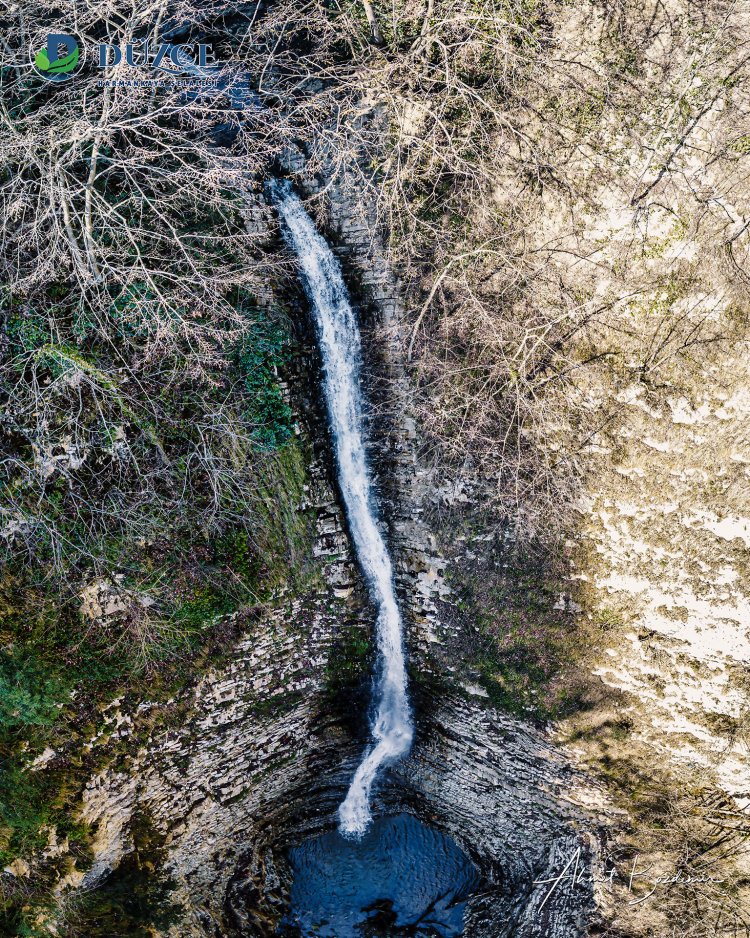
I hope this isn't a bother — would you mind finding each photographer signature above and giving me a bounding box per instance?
[533,846,726,909]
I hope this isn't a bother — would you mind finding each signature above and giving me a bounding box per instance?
[533,846,727,909]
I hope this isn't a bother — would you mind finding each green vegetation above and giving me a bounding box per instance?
[238,312,294,449]
[64,810,182,937]
[443,528,594,722]
[2,1,748,936]
[324,622,371,699]
[0,5,333,925]
[0,277,316,931]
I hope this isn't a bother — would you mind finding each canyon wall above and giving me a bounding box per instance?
[34,188,607,938]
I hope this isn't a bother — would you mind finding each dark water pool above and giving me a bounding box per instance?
[278,813,481,937]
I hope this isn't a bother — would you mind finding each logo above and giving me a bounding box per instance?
[33,32,82,81]
[27,30,216,89]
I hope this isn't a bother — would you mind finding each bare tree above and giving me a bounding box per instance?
[0,2,293,573]
[296,0,750,539]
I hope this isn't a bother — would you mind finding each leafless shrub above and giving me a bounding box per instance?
[284,0,750,538]
[0,1,302,582]
[608,782,750,938]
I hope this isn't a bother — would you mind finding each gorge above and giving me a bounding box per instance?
[1,2,749,937]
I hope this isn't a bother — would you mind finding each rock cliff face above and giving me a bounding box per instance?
[55,164,750,938]
[577,360,750,798]
[59,186,608,938]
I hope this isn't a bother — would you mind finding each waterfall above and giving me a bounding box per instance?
[270,180,413,837]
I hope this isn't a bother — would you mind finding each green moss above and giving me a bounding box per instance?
[237,309,294,449]
[324,618,371,699]
[439,527,594,722]
[250,689,304,718]
[171,585,237,633]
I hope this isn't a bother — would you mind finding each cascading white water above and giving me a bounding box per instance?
[271,180,413,837]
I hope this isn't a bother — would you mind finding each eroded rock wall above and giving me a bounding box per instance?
[55,180,607,938]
